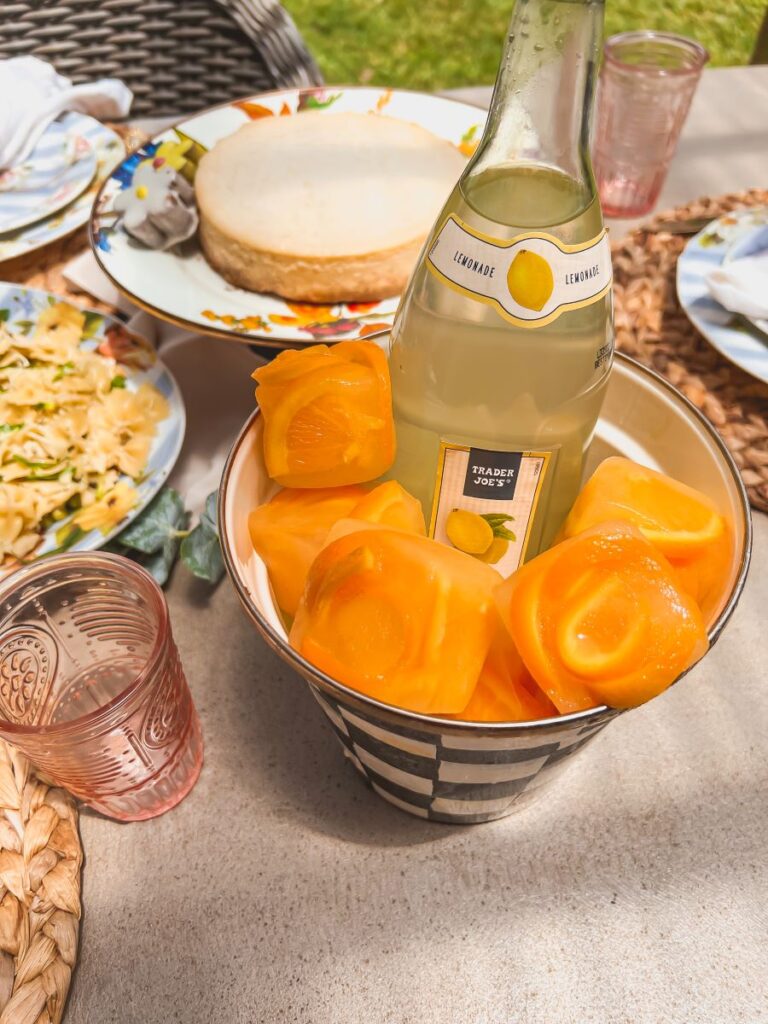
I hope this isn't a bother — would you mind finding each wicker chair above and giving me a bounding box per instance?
[0,0,323,117]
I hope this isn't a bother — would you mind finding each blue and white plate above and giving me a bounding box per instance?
[0,114,97,234]
[0,284,186,573]
[0,116,124,263]
[722,221,768,338]
[677,208,768,384]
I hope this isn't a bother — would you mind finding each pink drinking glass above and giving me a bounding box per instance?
[0,553,203,821]
[593,31,709,218]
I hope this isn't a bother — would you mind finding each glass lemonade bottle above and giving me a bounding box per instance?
[388,0,613,575]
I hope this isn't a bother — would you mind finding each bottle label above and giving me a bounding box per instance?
[429,442,551,576]
[426,215,612,328]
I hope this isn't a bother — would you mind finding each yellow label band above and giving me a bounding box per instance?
[426,215,612,328]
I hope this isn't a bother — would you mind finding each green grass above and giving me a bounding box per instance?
[283,0,764,90]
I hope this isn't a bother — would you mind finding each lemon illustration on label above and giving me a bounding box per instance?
[507,250,554,312]
[477,536,509,564]
[446,509,493,555]
[445,510,516,562]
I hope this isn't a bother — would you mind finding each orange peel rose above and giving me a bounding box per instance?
[495,521,709,712]
[290,528,500,714]
[252,340,395,487]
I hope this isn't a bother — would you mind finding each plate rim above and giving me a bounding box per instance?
[88,84,489,348]
[0,282,187,573]
[0,120,97,235]
[676,207,768,385]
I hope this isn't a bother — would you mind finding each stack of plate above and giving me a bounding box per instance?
[0,111,124,263]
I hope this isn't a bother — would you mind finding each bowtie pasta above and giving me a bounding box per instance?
[0,302,168,564]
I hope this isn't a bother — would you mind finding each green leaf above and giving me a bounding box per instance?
[15,319,35,336]
[180,490,224,583]
[109,487,226,588]
[81,311,104,340]
[117,487,187,554]
[138,546,178,586]
[106,539,178,588]
[200,490,218,534]
[480,513,516,542]
[114,487,189,585]
[0,309,8,322]
[180,522,224,583]
[0,423,23,434]
[110,374,127,390]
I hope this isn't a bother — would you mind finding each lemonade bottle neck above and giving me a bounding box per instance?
[468,0,604,196]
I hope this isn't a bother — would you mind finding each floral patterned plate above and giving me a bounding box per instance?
[0,117,124,263]
[0,114,97,234]
[90,87,486,348]
[0,284,185,575]
[677,208,768,385]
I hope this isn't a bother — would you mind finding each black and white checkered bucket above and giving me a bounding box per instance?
[307,684,618,823]
[220,352,751,825]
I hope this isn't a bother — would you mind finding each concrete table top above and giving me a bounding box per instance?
[68,66,768,1023]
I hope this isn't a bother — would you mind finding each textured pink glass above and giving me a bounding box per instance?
[0,553,202,821]
[593,31,708,218]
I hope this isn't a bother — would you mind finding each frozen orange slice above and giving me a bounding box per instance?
[495,521,709,711]
[450,623,557,722]
[248,485,368,616]
[561,457,732,622]
[290,527,500,714]
[669,528,733,623]
[350,480,426,534]
[253,340,395,487]
[249,480,425,617]
[562,457,726,557]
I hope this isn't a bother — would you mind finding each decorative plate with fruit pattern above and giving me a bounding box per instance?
[90,87,486,348]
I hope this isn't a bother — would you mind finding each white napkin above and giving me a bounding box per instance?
[0,57,133,170]
[706,253,768,321]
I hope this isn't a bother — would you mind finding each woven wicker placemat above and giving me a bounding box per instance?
[612,187,768,512]
[0,743,82,1024]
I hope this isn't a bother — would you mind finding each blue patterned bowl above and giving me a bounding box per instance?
[219,352,750,824]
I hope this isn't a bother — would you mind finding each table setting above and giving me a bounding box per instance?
[0,6,766,1021]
